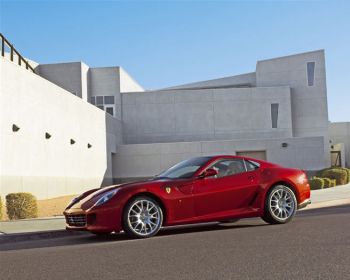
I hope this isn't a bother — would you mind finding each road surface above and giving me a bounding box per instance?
[1,205,350,280]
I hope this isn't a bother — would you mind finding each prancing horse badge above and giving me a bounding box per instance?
[165,187,171,194]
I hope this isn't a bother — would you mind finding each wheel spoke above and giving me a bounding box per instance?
[128,199,161,236]
[269,187,295,221]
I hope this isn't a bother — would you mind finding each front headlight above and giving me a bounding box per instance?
[94,189,119,207]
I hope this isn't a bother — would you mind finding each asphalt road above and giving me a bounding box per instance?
[1,205,350,280]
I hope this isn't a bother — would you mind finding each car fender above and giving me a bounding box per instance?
[119,187,170,224]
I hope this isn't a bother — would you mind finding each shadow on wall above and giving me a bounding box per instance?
[100,113,122,187]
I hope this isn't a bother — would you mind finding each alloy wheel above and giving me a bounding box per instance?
[127,199,161,236]
[269,187,295,221]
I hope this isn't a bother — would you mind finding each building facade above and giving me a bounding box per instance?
[0,46,348,199]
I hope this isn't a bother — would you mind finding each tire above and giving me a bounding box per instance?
[122,196,163,238]
[262,184,297,224]
[219,219,240,224]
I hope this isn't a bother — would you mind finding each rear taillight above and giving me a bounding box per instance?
[298,171,308,184]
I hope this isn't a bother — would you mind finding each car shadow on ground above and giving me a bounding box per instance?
[0,221,267,252]
[2,205,348,252]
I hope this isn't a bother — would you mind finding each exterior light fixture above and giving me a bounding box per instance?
[87,143,92,149]
[281,142,288,148]
[45,132,51,139]
[12,124,20,132]
[70,139,76,145]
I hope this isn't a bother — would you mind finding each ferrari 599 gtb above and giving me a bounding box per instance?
[64,155,311,238]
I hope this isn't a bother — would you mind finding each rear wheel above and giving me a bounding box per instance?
[123,196,163,238]
[262,185,297,224]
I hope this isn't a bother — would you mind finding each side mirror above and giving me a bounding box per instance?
[200,168,218,178]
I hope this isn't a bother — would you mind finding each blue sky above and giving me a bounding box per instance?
[1,0,349,122]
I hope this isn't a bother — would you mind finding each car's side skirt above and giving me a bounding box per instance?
[165,207,261,226]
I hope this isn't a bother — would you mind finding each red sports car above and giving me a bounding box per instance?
[64,155,311,238]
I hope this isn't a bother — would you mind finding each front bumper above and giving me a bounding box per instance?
[298,198,311,210]
[64,205,122,233]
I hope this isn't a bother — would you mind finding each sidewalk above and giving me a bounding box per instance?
[0,183,349,235]
[306,182,350,210]
[0,216,65,234]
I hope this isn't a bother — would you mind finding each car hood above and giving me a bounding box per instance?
[69,177,191,209]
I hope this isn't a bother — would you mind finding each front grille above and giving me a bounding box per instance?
[65,214,86,227]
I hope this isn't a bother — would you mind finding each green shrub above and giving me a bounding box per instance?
[0,196,2,220]
[330,179,337,187]
[309,177,324,190]
[342,168,350,183]
[323,178,336,188]
[6,193,38,220]
[329,167,349,183]
[317,167,349,186]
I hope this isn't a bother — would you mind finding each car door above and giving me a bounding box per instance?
[193,158,260,217]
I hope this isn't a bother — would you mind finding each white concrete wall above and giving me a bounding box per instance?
[0,58,121,199]
[164,72,256,90]
[81,63,89,102]
[89,67,121,119]
[256,50,330,166]
[329,122,350,167]
[256,50,329,137]
[37,62,87,99]
[119,67,144,93]
[122,86,293,144]
[113,136,326,179]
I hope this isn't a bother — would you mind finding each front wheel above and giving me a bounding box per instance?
[123,196,163,238]
[262,185,297,224]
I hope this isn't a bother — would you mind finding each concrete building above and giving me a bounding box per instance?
[0,39,348,199]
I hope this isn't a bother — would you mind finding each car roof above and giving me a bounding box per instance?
[203,155,278,167]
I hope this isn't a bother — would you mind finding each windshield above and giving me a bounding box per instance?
[156,157,212,179]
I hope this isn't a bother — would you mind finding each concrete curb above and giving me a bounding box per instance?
[300,198,350,211]
[0,229,88,245]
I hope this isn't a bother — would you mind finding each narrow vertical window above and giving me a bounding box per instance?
[106,107,114,116]
[96,96,103,106]
[307,62,315,86]
[90,96,96,105]
[271,103,279,128]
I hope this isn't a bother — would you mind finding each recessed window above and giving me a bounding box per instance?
[271,103,279,128]
[97,105,104,110]
[96,96,103,106]
[106,107,114,116]
[12,124,20,132]
[104,96,115,105]
[90,96,96,105]
[307,62,315,86]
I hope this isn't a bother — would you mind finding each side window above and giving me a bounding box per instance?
[245,160,259,171]
[211,159,246,178]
